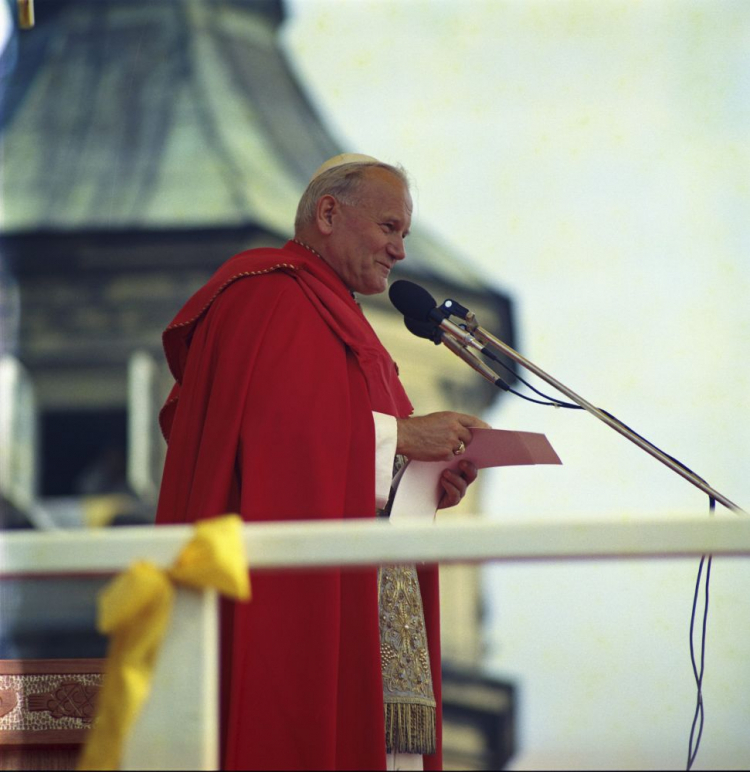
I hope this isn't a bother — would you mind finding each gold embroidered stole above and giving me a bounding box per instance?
[378,564,437,754]
[376,455,436,755]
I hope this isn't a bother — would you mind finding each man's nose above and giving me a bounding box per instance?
[388,236,407,261]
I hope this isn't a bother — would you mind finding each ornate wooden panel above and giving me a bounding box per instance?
[0,659,104,771]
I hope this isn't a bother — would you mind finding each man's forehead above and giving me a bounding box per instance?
[360,167,411,209]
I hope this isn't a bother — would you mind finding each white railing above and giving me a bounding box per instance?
[1,515,749,770]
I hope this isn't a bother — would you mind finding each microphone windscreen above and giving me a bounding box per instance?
[404,316,442,344]
[388,280,437,322]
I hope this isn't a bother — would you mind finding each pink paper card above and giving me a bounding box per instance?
[390,428,561,522]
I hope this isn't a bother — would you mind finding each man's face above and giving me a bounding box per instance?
[324,168,412,295]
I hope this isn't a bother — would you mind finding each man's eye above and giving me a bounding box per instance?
[381,223,394,232]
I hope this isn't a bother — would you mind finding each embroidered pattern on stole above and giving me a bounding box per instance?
[377,455,436,755]
[378,564,437,754]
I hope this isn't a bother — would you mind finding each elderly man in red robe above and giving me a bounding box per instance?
[156,154,489,771]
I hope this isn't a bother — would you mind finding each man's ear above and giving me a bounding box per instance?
[315,195,337,235]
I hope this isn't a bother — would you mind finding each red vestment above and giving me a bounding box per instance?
[156,241,443,771]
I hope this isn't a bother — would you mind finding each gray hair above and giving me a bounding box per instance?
[294,161,409,233]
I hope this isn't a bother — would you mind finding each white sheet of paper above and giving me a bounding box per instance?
[389,428,562,523]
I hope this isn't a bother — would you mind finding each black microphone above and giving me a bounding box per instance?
[392,282,508,389]
[388,280,443,324]
[389,280,484,350]
[404,316,442,345]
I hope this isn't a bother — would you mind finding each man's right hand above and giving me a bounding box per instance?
[395,411,491,462]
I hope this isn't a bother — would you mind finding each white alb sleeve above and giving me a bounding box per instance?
[372,411,398,509]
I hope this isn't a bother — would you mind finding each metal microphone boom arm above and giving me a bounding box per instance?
[451,309,745,514]
[441,334,510,391]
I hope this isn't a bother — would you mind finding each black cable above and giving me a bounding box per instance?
[598,409,708,482]
[505,386,582,408]
[480,347,584,409]
[487,346,714,498]
[687,498,715,771]
[687,556,706,770]
[485,343,711,488]
[484,353,718,769]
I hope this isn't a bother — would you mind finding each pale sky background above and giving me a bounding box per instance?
[283,2,749,769]
[0,1,747,769]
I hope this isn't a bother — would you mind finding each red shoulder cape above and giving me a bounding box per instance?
[156,241,442,770]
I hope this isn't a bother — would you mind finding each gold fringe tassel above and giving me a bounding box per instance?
[384,702,436,755]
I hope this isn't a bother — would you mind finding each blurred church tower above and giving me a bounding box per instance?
[0,0,515,668]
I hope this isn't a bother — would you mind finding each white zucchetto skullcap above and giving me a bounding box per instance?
[310,153,382,181]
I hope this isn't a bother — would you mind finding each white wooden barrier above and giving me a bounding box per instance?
[1,516,749,770]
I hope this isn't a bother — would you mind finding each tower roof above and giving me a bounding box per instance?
[0,0,501,290]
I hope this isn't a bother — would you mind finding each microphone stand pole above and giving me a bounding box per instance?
[461,317,745,514]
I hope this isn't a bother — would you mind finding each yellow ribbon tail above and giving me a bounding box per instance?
[78,561,173,771]
[77,514,250,771]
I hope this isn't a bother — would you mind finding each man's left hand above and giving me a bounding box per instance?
[437,459,479,510]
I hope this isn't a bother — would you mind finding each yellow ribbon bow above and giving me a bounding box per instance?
[77,515,251,771]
